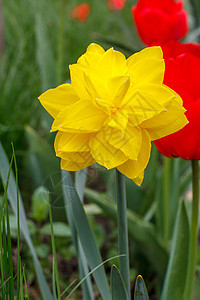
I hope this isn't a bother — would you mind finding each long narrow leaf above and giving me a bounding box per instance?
[75,170,94,300]
[134,275,149,300]
[64,170,94,300]
[11,143,20,299]
[35,14,56,90]
[62,170,110,300]
[161,201,189,300]
[49,202,61,299]
[111,265,128,300]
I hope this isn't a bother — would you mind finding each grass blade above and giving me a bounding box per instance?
[62,255,124,300]
[23,266,30,300]
[11,143,20,299]
[0,142,53,300]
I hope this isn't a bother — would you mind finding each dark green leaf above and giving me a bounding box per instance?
[31,186,49,222]
[161,201,189,300]
[40,222,71,237]
[111,265,128,300]
[134,275,149,300]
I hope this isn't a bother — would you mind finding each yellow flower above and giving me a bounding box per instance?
[39,43,188,185]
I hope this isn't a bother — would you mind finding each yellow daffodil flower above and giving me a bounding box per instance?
[39,43,188,185]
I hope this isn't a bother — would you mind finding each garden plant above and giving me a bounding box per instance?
[1,0,200,299]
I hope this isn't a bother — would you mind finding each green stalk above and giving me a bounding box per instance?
[49,203,61,300]
[115,169,130,299]
[12,144,20,300]
[163,157,171,245]
[57,0,67,84]
[0,210,5,299]
[184,160,199,300]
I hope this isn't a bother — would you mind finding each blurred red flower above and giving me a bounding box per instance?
[154,41,200,160]
[132,0,189,45]
[107,0,126,10]
[70,3,90,22]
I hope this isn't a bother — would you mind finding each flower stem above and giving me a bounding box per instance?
[116,169,130,299]
[163,157,171,245]
[191,0,200,28]
[184,160,199,300]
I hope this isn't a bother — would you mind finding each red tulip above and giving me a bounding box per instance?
[154,41,200,160]
[107,0,126,10]
[70,3,90,23]
[132,0,189,45]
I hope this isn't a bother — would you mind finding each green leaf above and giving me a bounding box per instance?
[0,142,53,300]
[62,170,110,300]
[25,126,59,186]
[35,244,50,259]
[161,201,189,300]
[40,222,71,237]
[25,126,66,221]
[134,275,149,300]
[35,14,56,90]
[111,265,128,300]
[49,204,61,299]
[31,186,49,222]
[85,188,168,277]
[75,170,95,300]
[7,215,36,239]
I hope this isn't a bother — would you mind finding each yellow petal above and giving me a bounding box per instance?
[83,69,108,100]
[121,87,167,126]
[54,131,91,153]
[128,58,165,85]
[117,129,151,182]
[127,46,163,66]
[86,43,105,55]
[77,43,105,66]
[108,75,130,106]
[38,83,79,118]
[122,83,174,109]
[51,100,107,133]
[127,47,164,85]
[84,72,130,107]
[69,64,90,99]
[106,110,129,134]
[89,129,128,169]
[97,48,128,78]
[141,96,188,140]
[60,152,95,171]
[133,171,144,186]
[104,125,142,160]
[95,98,111,115]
